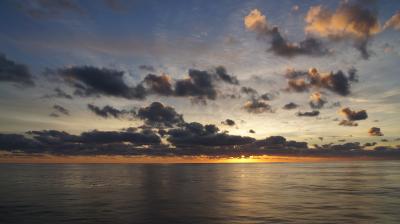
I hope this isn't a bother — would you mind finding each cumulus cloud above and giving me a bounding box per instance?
[305,1,381,59]
[384,11,400,30]
[53,104,69,116]
[215,66,239,85]
[297,110,320,117]
[54,66,146,99]
[285,67,357,96]
[283,102,299,110]
[244,9,329,57]
[222,119,235,126]
[243,99,272,114]
[167,122,255,147]
[369,127,383,136]
[339,120,358,127]
[0,54,35,87]
[340,107,368,121]
[309,92,326,109]
[143,74,173,96]
[176,69,218,99]
[287,79,309,92]
[50,65,238,102]
[137,102,184,127]
[87,104,135,119]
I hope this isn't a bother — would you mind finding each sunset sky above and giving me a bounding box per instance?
[0,0,400,161]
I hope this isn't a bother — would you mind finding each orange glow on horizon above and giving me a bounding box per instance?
[0,154,392,164]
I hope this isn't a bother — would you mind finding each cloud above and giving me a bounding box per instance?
[43,88,73,99]
[167,122,255,147]
[340,107,368,121]
[286,79,309,92]
[285,67,357,96]
[283,102,299,110]
[53,104,69,116]
[137,102,184,127]
[249,129,255,134]
[309,92,326,109]
[305,1,381,59]
[222,119,235,126]
[244,9,269,33]
[243,99,272,114]
[297,110,320,117]
[138,65,155,72]
[215,66,239,85]
[0,54,34,87]
[244,9,329,57]
[368,127,383,136]
[87,104,135,119]
[284,68,308,79]
[384,11,400,30]
[339,120,358,127]
[55,66,146,99]
[1,129,400,158]
[143,74,173,96]
[51,65,238,102]
[174,67,237,100]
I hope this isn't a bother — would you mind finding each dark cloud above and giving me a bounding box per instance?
[137,102,184,127]
[215,66,239,85]
[320,70,351,96]
[55,66,146,99]
[143,74,173,96]
[171,66,238,101]
[348,68,359,82]
[51,65,238,102]
[260,93,274,101]
[340,107,368,121]
[138,65,155,72]
[1,129,400,158]
[174,69,216,100]
[369,127,383,136]
[222,119,235,126]
[0,54,34,87]
[167,122,255,147]
[244,9,329,58]
[282,102,298,110]
[249,129,255,134]
[53,104,69,116]
[339,120,358,127]
[297,110,320,117]
[243,100,272,114]
[87,104,135,119]
[269,28,329,57]
[43,88,73,99]
[285,68,357,96]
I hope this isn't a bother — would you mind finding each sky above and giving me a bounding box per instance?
[0,0,400,161]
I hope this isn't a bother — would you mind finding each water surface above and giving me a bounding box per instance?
[1,161,399,223]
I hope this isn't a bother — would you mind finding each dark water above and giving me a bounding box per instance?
[1,161,400,224]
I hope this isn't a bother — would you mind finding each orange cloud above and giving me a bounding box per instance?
[244,9,269,33]
[384,11,400,30]
[305,4,381,39]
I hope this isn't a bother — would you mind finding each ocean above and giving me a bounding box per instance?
[0,161,399,223]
